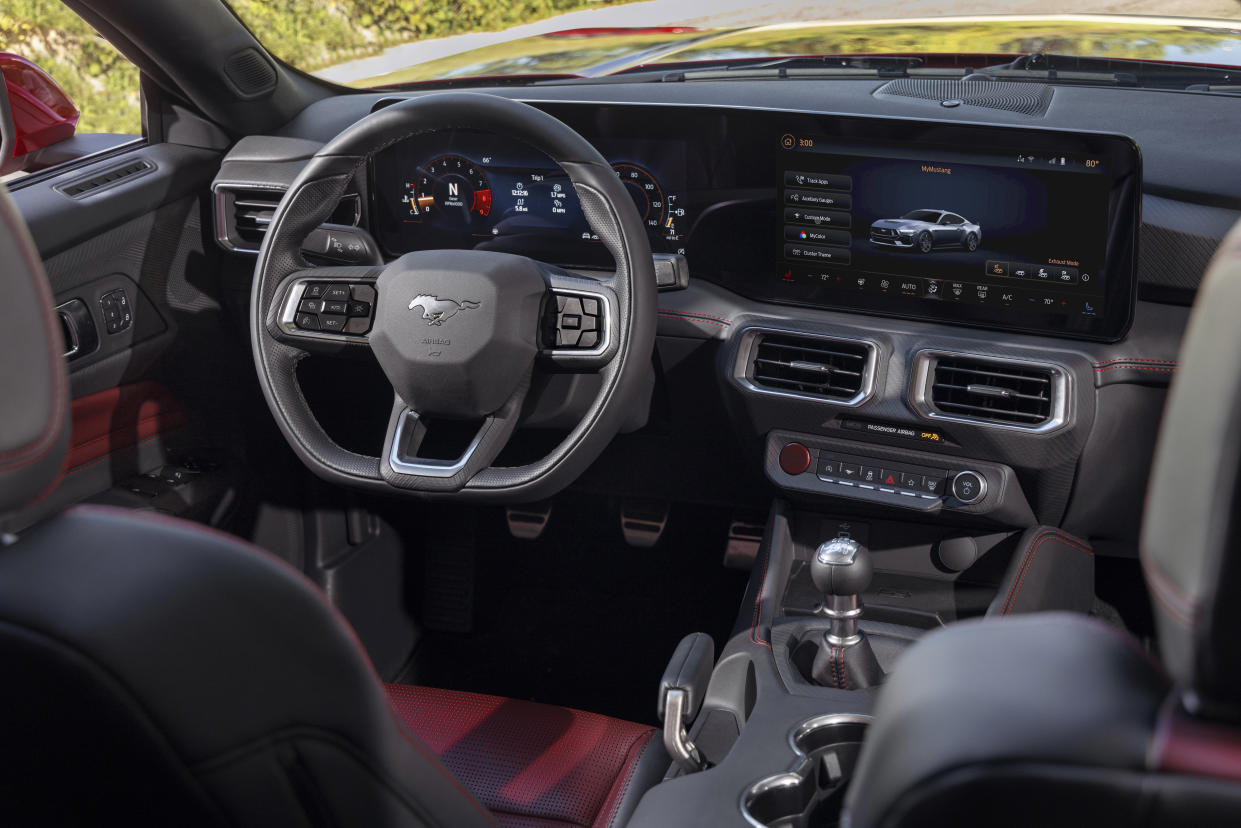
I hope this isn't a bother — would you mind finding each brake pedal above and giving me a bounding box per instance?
[620,500,669,548]
[723,517,766,570]
[506,501,552,540]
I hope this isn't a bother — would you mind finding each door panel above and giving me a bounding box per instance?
[8,141,238,531]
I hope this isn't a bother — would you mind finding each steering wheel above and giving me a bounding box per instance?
[249,93,656,501]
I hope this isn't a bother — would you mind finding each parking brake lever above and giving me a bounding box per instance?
[657,632,714,773]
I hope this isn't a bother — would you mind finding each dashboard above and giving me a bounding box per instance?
[369,103,1140,342]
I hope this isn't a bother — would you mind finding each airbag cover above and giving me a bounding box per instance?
[370,249,545,418]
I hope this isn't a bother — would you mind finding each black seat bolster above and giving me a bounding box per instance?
[843,612,1171,828]
[0,505,495,828]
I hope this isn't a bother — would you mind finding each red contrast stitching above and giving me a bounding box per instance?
[657,309,732,327]
[1000,529,1093,615]
[1095,365,1176,374]
[1091,358,1177,367]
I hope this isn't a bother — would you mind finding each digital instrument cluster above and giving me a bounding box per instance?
[370,129,689,269]
[367,103,1139,342]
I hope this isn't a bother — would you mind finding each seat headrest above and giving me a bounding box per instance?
[0,184,69,516]
[1142,217,1241,721]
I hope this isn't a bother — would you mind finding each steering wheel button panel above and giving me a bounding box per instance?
[545,289,607,354]
[283,279,379,339]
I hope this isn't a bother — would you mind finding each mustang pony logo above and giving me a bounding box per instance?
[407,295,481,326]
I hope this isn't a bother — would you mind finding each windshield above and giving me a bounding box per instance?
[901,210,942,222]
[226,2,1241,89]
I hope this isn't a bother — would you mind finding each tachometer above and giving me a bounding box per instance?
[404,155,492,228]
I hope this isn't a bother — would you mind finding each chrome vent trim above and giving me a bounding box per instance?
[213,183,361,253]
[734,327,877,407]
[911,350,1070,433]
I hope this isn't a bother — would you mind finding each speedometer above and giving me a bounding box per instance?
[612,163,667,233]
[404,155,492,229]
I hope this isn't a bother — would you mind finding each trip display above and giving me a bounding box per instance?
[367,103,1139,341]
[775,136,1115,328]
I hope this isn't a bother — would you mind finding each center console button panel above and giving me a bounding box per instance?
[765,429,1036,524]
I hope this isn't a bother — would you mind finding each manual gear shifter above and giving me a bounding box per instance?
[808,537,883,689]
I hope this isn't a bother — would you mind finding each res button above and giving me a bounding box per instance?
[779,443,812,475]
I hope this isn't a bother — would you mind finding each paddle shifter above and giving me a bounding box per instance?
[808,537,883,690]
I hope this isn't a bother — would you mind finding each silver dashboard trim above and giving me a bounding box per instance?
[732,326,878,408]
[212,182,360,254]
[909,348,1071,434]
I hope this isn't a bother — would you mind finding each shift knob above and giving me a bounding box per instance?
[809,537,872,597]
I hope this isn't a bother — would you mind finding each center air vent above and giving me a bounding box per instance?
[214,185,361,253]
[739,330,876,406]
[914,351,1067,431]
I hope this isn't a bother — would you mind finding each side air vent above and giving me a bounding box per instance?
[214,185,361,253]
[224,48,278,98]
[737,329,876,406]
[875,78,1053,116]
[55,159,154,198]
[913,351,1068,431]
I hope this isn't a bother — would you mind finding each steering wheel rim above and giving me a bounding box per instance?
[249,92,656,501]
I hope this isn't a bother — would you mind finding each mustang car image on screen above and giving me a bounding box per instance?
[870,209,982,252]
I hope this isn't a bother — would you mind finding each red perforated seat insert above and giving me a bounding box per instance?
[384,683,657,828]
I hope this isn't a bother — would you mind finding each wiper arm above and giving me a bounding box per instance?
[669,54,925,81]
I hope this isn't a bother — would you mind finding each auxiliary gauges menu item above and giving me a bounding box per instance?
[782,170,853,266]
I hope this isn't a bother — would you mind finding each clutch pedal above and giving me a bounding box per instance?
[620,499,669,548]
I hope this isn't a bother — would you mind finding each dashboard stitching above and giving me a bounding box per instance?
[657,311,729,328]
[657,309,732,325]
[1094,365,1177,374]
[1000,529,1092,615]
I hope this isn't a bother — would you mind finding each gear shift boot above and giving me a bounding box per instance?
[810,631,884,689]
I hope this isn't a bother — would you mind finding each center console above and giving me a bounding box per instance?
[632,502,1094,827]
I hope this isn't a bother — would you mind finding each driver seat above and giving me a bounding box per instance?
[840,221,1241,826]
[0,187,667,825]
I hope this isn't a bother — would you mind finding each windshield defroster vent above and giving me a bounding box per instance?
[913,351,1068,431]
[738,329,876,406]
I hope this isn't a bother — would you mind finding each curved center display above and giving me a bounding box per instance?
[368,103,1139,342]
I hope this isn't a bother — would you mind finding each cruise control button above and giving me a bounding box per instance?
[323,285,351,302]
[346,300,370,317]
[323,300,348,315]
[299,299,324,314]
[302,284,327,299]
[295,313,319,330]
[318,314,347,333]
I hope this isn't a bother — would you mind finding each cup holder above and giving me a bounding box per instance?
[741,714,869,828]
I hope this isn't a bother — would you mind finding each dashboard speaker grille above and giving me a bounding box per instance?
[930,356,1054,426]
[749,333,871,401]
[875,79,1053,116]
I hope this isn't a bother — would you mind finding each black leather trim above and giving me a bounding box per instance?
[602,732,670,828]
[986,526,1094,616]
[0,506,494,827]
[0,184,69,515]
[1142,215,1241,717]
[657,632,715,722]
[843,613,1170,828]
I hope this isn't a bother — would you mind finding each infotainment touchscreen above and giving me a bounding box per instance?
[770,128,1137,340]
